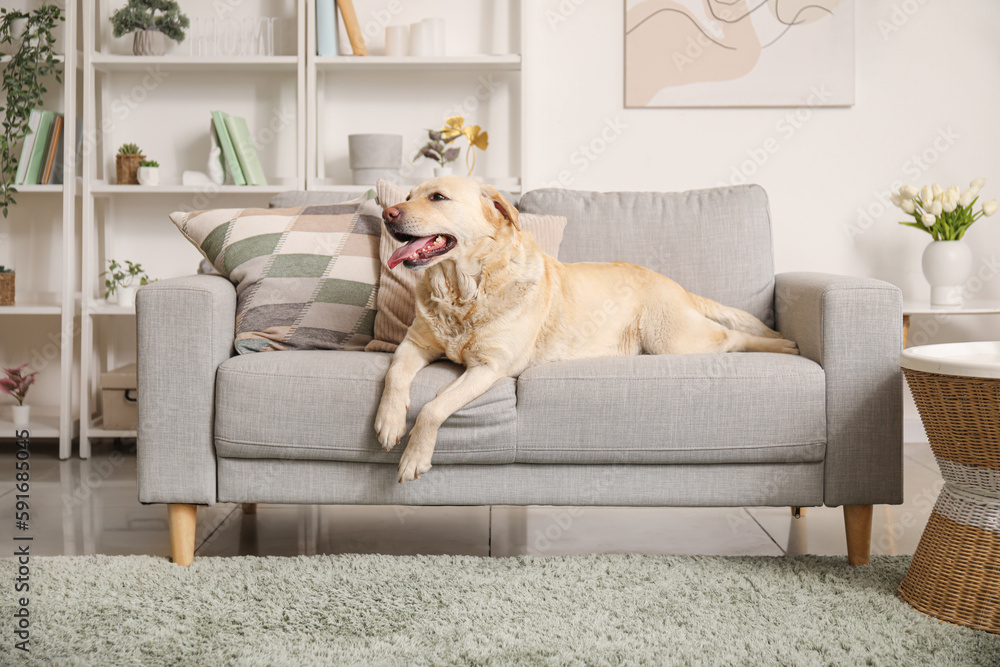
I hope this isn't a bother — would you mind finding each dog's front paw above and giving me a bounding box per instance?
[397,444,433,483]
[375,400,408,452]
[781,339,800,355]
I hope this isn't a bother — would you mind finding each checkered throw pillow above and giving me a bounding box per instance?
[169,193,382,353]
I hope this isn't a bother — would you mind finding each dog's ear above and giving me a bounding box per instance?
[481,184,520,231]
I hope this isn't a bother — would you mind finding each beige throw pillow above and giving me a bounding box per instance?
[366,180,568,352]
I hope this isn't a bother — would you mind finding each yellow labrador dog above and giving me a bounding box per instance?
[376,176,797,483]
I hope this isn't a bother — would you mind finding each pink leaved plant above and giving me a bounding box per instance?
[1,364,38,406]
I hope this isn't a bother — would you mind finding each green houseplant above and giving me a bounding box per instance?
[0,5,64,217]
[137,159,160,186]
[109,0,190,56]
[115,142,145,185]
[102,259,150,307]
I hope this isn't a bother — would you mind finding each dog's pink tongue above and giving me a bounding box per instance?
[388,235,438,269]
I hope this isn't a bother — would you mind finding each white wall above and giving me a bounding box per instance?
[524,0,1000,423]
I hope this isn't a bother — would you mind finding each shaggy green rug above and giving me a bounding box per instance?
[1,554,998,665]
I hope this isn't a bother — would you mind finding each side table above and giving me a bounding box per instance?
[898,342,1000,633]
[903,301,1000,347]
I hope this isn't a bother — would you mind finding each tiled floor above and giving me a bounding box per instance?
[0,440,941,561]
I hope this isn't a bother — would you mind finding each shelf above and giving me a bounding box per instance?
[315,55,522,71]
[90,53,298,72]
[88,301,134,316]
[0,303,62,316]
[10,184,64,193]
[1,406,64,440]
[89,181,299,196]
[88,416,135,440]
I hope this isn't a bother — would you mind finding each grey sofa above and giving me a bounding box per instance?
[136,185,903,566]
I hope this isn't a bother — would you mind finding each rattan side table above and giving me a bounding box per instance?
[898,341,1000,634]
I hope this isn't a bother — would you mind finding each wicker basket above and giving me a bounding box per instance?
[0,272,13,306]
[898,367,1000,634]
[115,153,145,185]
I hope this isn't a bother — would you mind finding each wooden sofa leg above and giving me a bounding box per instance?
[168,504,197,566]
[844,504,873,566]
[241,503,258,515]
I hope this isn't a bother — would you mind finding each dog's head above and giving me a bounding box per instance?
[382,176,520,270]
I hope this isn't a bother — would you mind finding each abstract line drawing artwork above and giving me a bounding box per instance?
[625,1,854,108]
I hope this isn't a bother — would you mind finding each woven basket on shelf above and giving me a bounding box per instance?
[0,272,13,306]
[898,368,1000,634]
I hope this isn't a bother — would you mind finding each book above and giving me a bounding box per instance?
[223,114,268,186]
[14,109,43,185]
[211,111,247,185]
[336,0,368,56]
[40,115,64,185]
[51,117,82,186]
[24,110,55,185]
[316,0,339,56]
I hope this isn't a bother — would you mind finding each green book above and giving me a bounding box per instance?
[24,110,55,185]
[211,110,246,186]
[14,109,43,185]
[223,114,267,186]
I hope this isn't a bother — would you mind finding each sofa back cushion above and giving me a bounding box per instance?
[518,185,776,327]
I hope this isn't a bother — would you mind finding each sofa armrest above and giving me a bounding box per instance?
[136,275,236,505]
[774,272,903,506]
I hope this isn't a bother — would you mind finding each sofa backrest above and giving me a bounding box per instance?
[517,185,776,327]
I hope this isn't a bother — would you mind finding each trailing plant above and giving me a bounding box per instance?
[0,5,64,217]
[118,143,142,155]
[102,259,150,299]
[1,364,38,406]
[139,159,159,167]
[110,0,190,43]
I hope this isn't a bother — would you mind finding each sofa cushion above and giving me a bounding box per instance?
[515,353,825,465]
[169,197,382,353]
[214,351,517,464]
[518,185,776,327]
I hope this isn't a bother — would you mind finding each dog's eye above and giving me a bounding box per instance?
[430,193,448,202]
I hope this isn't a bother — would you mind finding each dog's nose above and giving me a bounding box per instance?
[383,206,402,223]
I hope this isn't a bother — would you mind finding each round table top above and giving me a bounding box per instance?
[903,300,1000,315]
[900,341,1000,379]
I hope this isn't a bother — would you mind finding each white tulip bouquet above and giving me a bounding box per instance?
[891,178,998,241]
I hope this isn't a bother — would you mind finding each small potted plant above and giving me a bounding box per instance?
[1,364,38,428]
[115,143,145,185]
[137,159,160,186]
[109,0,190,56]
[413,129,461,177]
[0,266,13,306]
[102,259,150,307]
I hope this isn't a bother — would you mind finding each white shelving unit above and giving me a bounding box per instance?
[69,0,525,458]
[0,0,79,458]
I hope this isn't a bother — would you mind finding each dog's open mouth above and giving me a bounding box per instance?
[387,232,458,269]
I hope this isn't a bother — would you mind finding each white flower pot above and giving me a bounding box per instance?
[11,405,30,429]
[9,17,28,42]
[116,285,137,308]
[137,166,160,186]
[434,166,453,177]
[922,240,973,306]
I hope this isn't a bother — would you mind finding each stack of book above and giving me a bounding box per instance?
[14,109,70,186]
[210,111,268,186]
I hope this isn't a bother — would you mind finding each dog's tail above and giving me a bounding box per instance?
[688,292,784,339]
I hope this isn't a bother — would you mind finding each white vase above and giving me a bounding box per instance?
[137,166,160,186]
[116,285,137,308]
[922,240,972,306]
[11,405,29,429]
[434,166,453,177]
